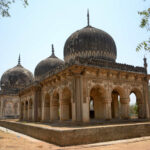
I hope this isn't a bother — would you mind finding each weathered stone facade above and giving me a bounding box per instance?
[19,62,150,122]
[1,13,150,123]
[0,94,19,119]
[19,13,150,123]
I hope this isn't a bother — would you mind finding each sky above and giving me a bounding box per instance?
[0,0,150,103]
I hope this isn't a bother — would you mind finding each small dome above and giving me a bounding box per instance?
[34,45,64,81]
[64,11,117,63]
[1,55,34,92]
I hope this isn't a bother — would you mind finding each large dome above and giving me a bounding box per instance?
[1,56,34,92]
[64,24,117,63]
[34,45,64,81]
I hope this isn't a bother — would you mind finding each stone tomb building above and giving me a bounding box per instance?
[0,56,34,119]
[19,15,150,123]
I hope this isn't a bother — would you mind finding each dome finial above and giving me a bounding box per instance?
[87,9,90,26]
[143,55,148,74]
[18,54,21,65]
[50,44,56,58]
[52,44,54,55]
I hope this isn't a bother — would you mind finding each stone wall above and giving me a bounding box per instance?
[0,95,19,119]
[0,120,150,146]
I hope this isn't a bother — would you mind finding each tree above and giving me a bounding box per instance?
[130,104,138,117]
[136,4,150,52]
[0,0,28,18]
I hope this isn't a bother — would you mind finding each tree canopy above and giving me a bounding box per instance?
[136,3,150,52]
[0,0,28,18]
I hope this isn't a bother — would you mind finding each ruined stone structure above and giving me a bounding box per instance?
[19,12,150,123]
[0,56,34,119]
[1,12,150,123]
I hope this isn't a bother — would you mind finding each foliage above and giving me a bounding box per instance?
[130,104,138,116]
[136,6,150,52]
[0,0,28,18]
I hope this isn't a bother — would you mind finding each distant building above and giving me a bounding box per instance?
[0,56,33,119]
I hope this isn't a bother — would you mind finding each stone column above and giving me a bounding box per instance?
[41,97,45,122]
[72,75,83,122]
[120,98,130,119]
[138,100,144,119]
[32,96,35,122]
[23,101,26,120]
[143,80,150,119]
[71,101,76,121]
[103,99,112,120]
[19,100,23,120]
[27,100,30,121]
[82,96,90,122]
[29,101,32,121]
[34,86,42,122]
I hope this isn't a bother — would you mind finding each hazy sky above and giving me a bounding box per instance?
[0,0,149,103]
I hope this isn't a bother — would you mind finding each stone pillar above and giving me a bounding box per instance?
[143,80,150,119]
[19,100,23,120]
[41,98,45,122]
[27,100,30,121]
[23,102,26,120]
[33,86,42,122]
[22,102,24,120]
[72,75,83,122]
[38,103,42,122]
[138,100,144,119]
[82,96,90,122]
[28,101,32,121]
[72,102,76,121]
[103,99,112,120]
[32,96,35,122]
[120,98,130,119]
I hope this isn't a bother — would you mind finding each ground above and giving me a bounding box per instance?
[0,129,150,150]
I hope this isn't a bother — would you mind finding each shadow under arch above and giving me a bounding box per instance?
[61,87,72,120]
[111,86,126,119]
[89,85,107,120]
[28,98,33,121]
[51,91,60,120]
[43,93,50,122]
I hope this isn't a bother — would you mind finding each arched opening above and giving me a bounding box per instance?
[61,88,72,121]
[20,102,24,120]
[44,93,50,122]
[25,101,28,120]
[51,91,60,120]
[89,97,94,119]
[129,89,143,119]
[14,103,18,118]
[89,85,106,120]
[4,102,14,118]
